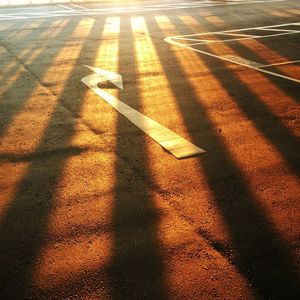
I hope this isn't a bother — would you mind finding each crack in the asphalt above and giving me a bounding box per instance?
[0,40,97,133]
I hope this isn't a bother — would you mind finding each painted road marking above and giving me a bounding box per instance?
[216,32,260,38]
[70,4,88,11]
[221,55,264,68]
[0,0,289,21]
[0,0,285,7]
[165,22,300,84]
[167,23,300,45]
[261,59,300,68]
[81,65,205,159]
[57,4,75,11]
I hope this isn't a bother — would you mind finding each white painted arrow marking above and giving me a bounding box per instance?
[81,65,205,159]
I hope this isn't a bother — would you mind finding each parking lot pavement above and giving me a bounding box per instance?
[0,0,299,299]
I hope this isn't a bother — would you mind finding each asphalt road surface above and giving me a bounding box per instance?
[0,0,299,299]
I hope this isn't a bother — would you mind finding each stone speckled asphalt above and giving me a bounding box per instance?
[0,0,299,299]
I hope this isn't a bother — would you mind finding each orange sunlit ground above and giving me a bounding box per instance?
[0,0,299,299]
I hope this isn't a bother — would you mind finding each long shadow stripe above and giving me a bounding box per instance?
[145,14,300,299]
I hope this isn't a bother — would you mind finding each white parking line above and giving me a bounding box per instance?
[216,32,261,38]
[261,59,300,68]
[0,0,289,21]
[165,22,300,84]
[70,4,88,10]
[57,4,75,11]
[222,55,264,68]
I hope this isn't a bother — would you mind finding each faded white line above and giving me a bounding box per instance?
[165,39,300,84]
[216,32,261,38]
[57,4,75,11]
[170,31,300,46]
[261,59,300,68]
[222,55,264,68]
[0,0,290,21]
[169,22,300,39]
[165,23,300,84]
[256,28,299,32]
[70,4,88,10]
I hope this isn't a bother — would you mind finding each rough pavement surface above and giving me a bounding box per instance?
[0,0,299,299]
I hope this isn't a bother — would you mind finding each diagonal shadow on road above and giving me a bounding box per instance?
[146,13,300,299]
